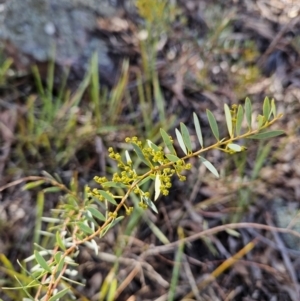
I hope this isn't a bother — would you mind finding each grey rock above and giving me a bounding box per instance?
[0,0,122,84]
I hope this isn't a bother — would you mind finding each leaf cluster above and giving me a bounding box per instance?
[5,97,284,300]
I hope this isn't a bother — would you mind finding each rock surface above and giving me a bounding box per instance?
[0,0,123,84]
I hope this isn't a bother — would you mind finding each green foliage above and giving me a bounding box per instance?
[2,97,284,300]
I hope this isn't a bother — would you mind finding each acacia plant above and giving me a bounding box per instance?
[5,97,284,300]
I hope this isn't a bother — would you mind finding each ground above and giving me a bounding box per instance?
[0,0,300,300]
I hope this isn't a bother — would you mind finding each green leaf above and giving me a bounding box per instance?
[225,229,240,237]
[54,252,62,264]
[138,175,154,187]
[43,187,62,193]
[34,251,51,273]
[131,143,151,167]
[101,181,127,188]
[87,206,106,222]
[271,98,276,118]
[247,130,285,139]
[98,190,118,205]
[78,222,94,235]
[206,109,219,141]
[235,105,244,136]
[160,128,176,155]
[107,277,118,301]
[193,113,203,148]
[175,129,187,155]
[48,288,69,301]
[147,139,160,151]
[56,231,66,251]
[257,115,265,129]
[125,150,132,164]
[154,174,161,201]
[22,180,45,191]
[224,104,233,137]
[100,216,124,238]
[143,196,158,213]
[227,143,242,152]
[263,96,271,121]
[245,97,252,130]
[165,154,180,162]
[199,156,219,178]
[180,123,192,152]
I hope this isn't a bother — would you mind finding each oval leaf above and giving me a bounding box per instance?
[165,154,180,162]
[143,196,158,213]
[78,222,94,235]
[180,123,193,152]
[87,206,106,222]
[102,181,127,188]
[160,128,176,155]
[224,104,233,137]
[199,156,219,178]
[138,175,153,187]
[131,143,151,167]
[235,105,244,136]
[263,96,271,121]
[56,231,66,251]
[154,174,161,201]
[227,143,242,152]
[244,97,252,130]
[247,130,285,140]
[34,250,51,273]
[175,129,187,155]
[206,109,219,141]
[48,288,69,301]
[147,139,160,151]
[193,112,203,148]
[125,150,132,164]
[98,190,117,205]
[22,180,45,191]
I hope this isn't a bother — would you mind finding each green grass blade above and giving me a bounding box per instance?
[244,97,252,130]
[175,128,187,155]
[251,141,272,180]
[224,104,233,137]
[89,52,101,126]
[34,191,44,244]
[137,71,152,132]
[206,109,219,141]
[168,227,184,301]
[235,105,244,136]
[180,122,192,152]
[46,48,55,102]
[31,65,45,97]
[153,70,165,122]
[193,112,203,148]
